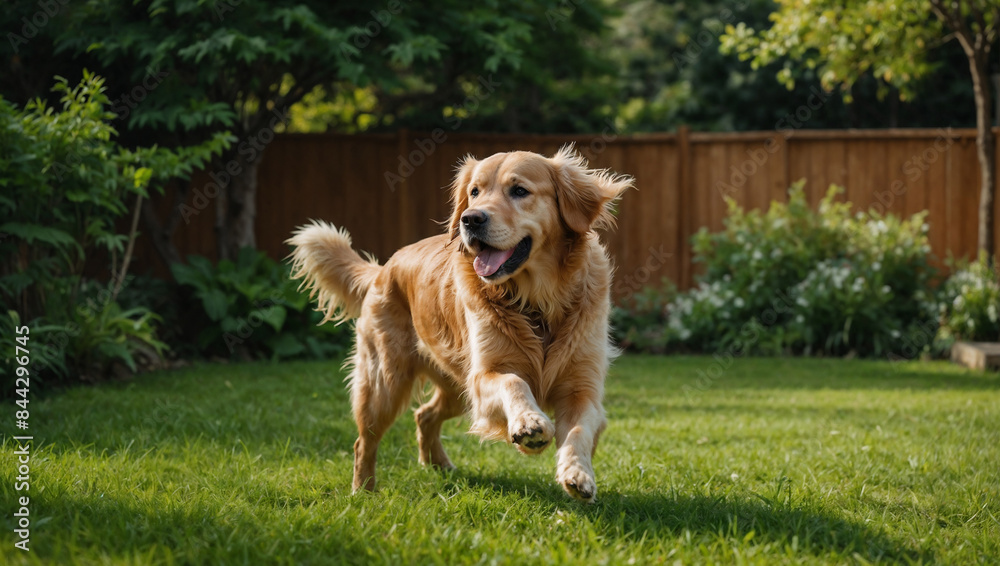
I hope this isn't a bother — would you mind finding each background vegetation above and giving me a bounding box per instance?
[1,1,997,385]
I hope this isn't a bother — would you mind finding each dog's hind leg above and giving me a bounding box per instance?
[415,377,465,470]
[349,317,417,493]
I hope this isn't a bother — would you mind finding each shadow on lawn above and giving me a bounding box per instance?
[451,470,931,564]
[17,491,372,564]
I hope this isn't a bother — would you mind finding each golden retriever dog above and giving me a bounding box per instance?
[287,145,632,502]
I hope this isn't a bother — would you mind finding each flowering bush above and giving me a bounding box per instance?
[935,253,1000,348]
[611,280,675,353]
[662,182,937,358]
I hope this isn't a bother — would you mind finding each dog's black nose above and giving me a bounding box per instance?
[461,209,489,228]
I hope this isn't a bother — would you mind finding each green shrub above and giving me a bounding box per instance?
[68,281,168,380]
[935,253,1000,349]
[0,310,72,387]
[611,280,676,353]
[662,182,937,358]
[0,71,231,389]
[170,248,351,361]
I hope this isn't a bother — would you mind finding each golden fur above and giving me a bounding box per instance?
[287,145,632,502]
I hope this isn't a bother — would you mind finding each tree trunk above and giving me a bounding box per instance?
[969,52,996,257]
[215,153,259,261]
[140,184,185,268]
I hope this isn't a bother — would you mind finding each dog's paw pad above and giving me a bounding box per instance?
[559,468,596,503]
[509,412,555,455]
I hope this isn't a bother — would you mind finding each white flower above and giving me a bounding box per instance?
[796,296,809,307]
[730,473,740,482]
[851,278,865,293]
[796,315,805,323]
[872,262,881,272]
[734,297,745,308]
[752,250,763,261]
[890,330,900,338]
[882,285,891,295]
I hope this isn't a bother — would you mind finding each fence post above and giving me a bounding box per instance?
[677,125,692,289]
[397,128,414,245]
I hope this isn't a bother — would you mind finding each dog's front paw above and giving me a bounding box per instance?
[509,411,555,455]
[558,464,597,503]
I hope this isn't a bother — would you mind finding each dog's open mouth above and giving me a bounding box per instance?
[472,236,532,279]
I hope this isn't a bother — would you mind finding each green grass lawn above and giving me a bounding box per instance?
[2,356,999,565]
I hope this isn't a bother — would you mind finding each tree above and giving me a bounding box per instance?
[2,1,621,264]
[284,3,619,134]
[721,0,999,256]
[605,0,974,132]
[54,1,456,262]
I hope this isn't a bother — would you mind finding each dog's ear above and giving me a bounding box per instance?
[550,144,634,234]
[448,155,479,240]
[447,155,478,240]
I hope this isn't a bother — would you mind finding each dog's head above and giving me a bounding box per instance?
[447,145,632,284]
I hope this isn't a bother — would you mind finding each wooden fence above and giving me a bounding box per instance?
[146,127,994,292]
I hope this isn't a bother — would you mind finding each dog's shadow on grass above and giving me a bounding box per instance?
[448,470,931,564]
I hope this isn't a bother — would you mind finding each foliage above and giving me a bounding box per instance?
[0,310,71,394]
[663,182,937,358]
[0,71,230,318]
[170,248,350,361]
[721,0,999,256]
[0,72,230,388]
[611,280,676,353]
[935,253,1000,348]
[67,281,168,380]
[0,0,627,258]
[605,0,978,132]
[720,0,944,102]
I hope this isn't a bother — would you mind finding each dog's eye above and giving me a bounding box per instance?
[511,186,529,198]
[470,187,479,198]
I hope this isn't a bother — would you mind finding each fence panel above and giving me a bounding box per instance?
[134,128,997,291]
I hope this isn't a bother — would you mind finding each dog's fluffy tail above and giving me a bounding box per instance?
[287,221,381,324]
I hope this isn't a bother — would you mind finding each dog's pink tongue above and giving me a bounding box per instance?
[474,247,515,277]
